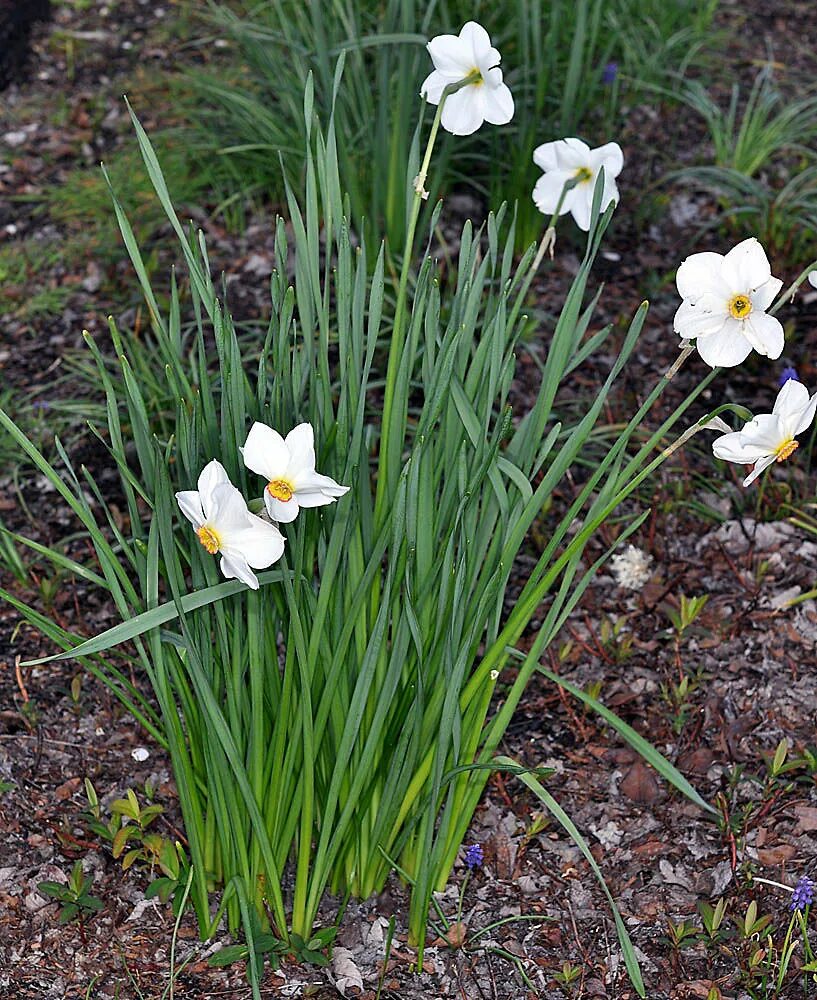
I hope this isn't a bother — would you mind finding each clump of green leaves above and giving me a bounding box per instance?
[0,62,728,999]
[553,959,583,992]
[673,69,817,260]
[667,893,817,997]
[83,779,192,916]
[38,860,103,927]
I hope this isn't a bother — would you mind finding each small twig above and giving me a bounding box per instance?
[14,656,30,703]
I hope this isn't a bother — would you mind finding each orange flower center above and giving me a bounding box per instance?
[728,294,752,320]
[267,479,294,502]
[195,524,221,554]
[775,439,798,462]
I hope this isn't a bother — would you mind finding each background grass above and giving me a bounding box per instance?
[185,0,721,247]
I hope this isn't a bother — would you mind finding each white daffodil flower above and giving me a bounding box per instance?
[241,422,349,524]
[175,459,285,589]
[809,270,817,289]
[420,21,514,136]
[712,379,817,486]
[674,238,784,368]
[532,137,623,231]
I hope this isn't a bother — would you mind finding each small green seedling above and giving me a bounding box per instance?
[664,593,709,639]
[144,839,192,917]
[666,917,700,950]
[698,897,728,941]
[741,900,773,940]
[39,860,103,926]
[553,959,583,989]
[599,615,634,663]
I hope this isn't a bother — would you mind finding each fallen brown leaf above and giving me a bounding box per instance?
[55,777,82,801]
[757,844,797,866]
[620,760,661,804]
[794,805,817,833]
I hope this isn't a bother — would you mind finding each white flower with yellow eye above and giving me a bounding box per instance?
[420,21,514,136]
[712,380,817,486]
[674,238,784,368]
[241,422,349,524]
[175,460,285,589]
[532,137,623,231]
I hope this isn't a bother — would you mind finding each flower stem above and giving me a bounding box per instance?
[770,259,817,316]
[374,72,481,531]
[539,175,584,259]
[664,341,697,380]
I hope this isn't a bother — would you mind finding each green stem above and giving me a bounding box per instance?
[373,72,481,532]
[770,259,817,316]
[538,174,585,259]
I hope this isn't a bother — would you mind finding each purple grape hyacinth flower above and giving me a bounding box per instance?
[601,62,618,85]
[464,843,484,870]
[790,875,814,912]
[778,366,799,387]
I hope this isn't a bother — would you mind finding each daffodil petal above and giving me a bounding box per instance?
[460,20,493,63]
[440,86,484,136]
[175,490,205,528]
[600,175,620,210]
[741,311,784,359]
[481,80,514,125]
[793,393,817,437]
[426,34,471,77]
[209,482,257,533]
[743,453,777,487]
[695,319,754,368]
[673,301,728,341]
[773,377,810,418]
[675,252,728,301]
[219,552,260,590]
[750,276,783,312]
[264,493,300,524]
[569,189,594,232]
[553,137,591,170]
[293,468,348,495]
[532,140,562,172]
[532,170,574,215]
[589,141,624,178]
[285,422,316,479]
[242,422,289,479]
[420,69,449,104]
[712,427,776,464]
[224,520,285,569]
[197,459,230,508]
[721,237,771,292]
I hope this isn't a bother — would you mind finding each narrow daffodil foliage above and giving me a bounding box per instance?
[532,137,623,231]
[421,21,514,136]
[674,237,784,367]
[176,460,285,588]
[712,379,817,486]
